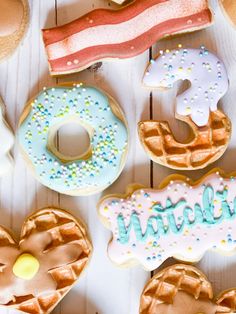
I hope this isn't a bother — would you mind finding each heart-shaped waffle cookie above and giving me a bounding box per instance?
[0,208,92,314]
[140,264,236,314]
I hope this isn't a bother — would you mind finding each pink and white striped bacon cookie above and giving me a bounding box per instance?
[42,0,213,76]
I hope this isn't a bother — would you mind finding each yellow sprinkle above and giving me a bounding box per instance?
[104,206,108,211]
[186,106,191,114]
[188,246,192,251]
[184,229,189,236]
[178,44,182,48]
[13,253,40,280]
[221,240,226,245]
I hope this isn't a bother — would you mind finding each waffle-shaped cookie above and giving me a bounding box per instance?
[140,264,236,314]
[140,47,231,170]
[0,208,92,313]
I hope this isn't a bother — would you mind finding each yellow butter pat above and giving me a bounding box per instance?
[13,253,40,280]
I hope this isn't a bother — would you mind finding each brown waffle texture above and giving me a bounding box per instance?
[138,110,231,170]
[140,264,236,314]
[0,208,92,314]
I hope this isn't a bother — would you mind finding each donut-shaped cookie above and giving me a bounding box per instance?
[0,0,29,62]
[18,84,128,196]
[98,168,236,271]
[42,0,213,75]
[140,264,236,314]
[0,208,92,314]
[139,47,231,170]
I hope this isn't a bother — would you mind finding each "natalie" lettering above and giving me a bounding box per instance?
[117,186,236,244]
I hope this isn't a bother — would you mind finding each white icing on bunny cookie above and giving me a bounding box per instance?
[99,170,236,271]
[0,100,14,176]
[143,47,229,127]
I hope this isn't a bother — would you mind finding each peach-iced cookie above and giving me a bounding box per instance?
[98,169,236,271]
[0,0,29,61]
[220,0,236,27]
[0,208,92,314]
[18,84,128,196]
[140,264,236,314]
[42,0,213,75]
[139,47,231,170]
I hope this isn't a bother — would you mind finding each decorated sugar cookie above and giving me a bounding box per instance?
[0,208,92,313]
[0,97,14,176]
[0,0,29,62]
[18,84,128,196]
[42,0,213,75]
[98,169,236,271]
[220,0,236,28]
[139,47,231,170]
[140,264,236,314]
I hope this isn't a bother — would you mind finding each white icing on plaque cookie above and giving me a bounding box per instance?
[98,170,236,271]
[143,46,229,127]
[0,99,14,175]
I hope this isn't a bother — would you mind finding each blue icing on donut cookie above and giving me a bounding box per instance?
[18,84,128,195]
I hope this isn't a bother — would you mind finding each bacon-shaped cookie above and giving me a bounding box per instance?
[42,0,213,75]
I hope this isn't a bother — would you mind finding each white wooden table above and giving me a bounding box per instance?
[0,0,236,313]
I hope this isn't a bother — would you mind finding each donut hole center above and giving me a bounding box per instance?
[51,122,91,162]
